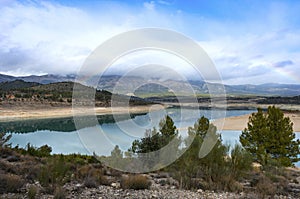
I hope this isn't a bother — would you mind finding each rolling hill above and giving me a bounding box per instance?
[1,73,300,97]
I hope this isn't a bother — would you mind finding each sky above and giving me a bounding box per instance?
[0,0,300,84]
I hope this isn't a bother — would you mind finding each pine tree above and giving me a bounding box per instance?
[172,116,228,189]
[240,106,300,167]
[130,115,179,153]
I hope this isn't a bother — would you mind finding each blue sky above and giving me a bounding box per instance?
[0,0,300,84]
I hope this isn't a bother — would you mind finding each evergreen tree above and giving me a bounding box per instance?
[240,106,300,167]
[130,115,178,153]
[172,116,228,189]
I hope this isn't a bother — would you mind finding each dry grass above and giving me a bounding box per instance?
[121,175,151,190]
[255,175,276,199]
[0,173,25,193]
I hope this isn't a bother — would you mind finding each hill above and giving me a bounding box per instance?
[0,73,75,84]
[0,81,151,107]
[1,73,300,96]
[0,80,41,91]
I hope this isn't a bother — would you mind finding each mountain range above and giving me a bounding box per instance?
[0,73,299,97]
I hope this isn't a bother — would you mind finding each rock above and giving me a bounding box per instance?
[296,177,300,184]
[197,189,203,193]
[157,172,169,178]
[111,182,120,189]
[6,155,20,162]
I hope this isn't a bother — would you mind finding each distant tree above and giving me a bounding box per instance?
[240,106,300,167]
[111,145,123,159]
[105,145,125,169]
[26,144,52,157]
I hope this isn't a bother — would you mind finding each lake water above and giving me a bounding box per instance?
[1,108,299,167]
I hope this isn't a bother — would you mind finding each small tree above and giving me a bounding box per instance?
[171,116,229,189]
[240,106,300,167]
[111,145,123,159]
[130,115,179,153]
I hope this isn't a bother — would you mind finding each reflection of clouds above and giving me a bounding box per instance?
[9,109,255,155]
[10,130,89,155]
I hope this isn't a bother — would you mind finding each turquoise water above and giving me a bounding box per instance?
[2,108,299,167]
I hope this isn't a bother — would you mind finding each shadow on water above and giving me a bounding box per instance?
[0,113,147,134]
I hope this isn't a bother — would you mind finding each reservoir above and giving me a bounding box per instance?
[1,108,299,167]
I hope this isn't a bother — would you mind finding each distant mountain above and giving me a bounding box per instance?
[0,73,75,84]
[0,73,299,96]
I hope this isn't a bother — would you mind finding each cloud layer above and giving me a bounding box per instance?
[0,0,299,84]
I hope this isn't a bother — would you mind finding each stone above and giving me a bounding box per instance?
[111,182,120,189]
[6,155,20,162]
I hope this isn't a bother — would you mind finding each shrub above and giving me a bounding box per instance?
[53,186,66,199]
[229,144,253,180]
[38,155,70,188]
[78,165,109,187]
[121,175,151,190]
[26,143,52,157]
[0,174,25,193]
[255,175,276,199]
[83,176,98,188]
[28,185,38,199]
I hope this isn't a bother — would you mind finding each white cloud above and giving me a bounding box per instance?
[199,29,300,84]
[0,0,184,76]
[0,1,300,85]
[143,1,155,11]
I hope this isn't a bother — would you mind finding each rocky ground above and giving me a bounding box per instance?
[1,181,298,199]
[1,167,300,199]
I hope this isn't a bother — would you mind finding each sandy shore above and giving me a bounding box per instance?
[213,112,300,132]
[0,105,165,122]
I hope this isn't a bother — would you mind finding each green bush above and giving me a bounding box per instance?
[121,175,151,190]
[229,144,253,180]
[26,143,52,157]
[38,155,71,188]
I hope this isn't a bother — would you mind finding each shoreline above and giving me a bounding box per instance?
[1,105,300,132]
[0,105,166,122]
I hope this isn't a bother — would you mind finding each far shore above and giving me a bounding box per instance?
[0,105,166,122]
[1,104,300,132]
[212,112,300,132]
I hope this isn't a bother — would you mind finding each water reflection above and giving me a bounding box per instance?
[5,108,299,167]
[0,113,147,133]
